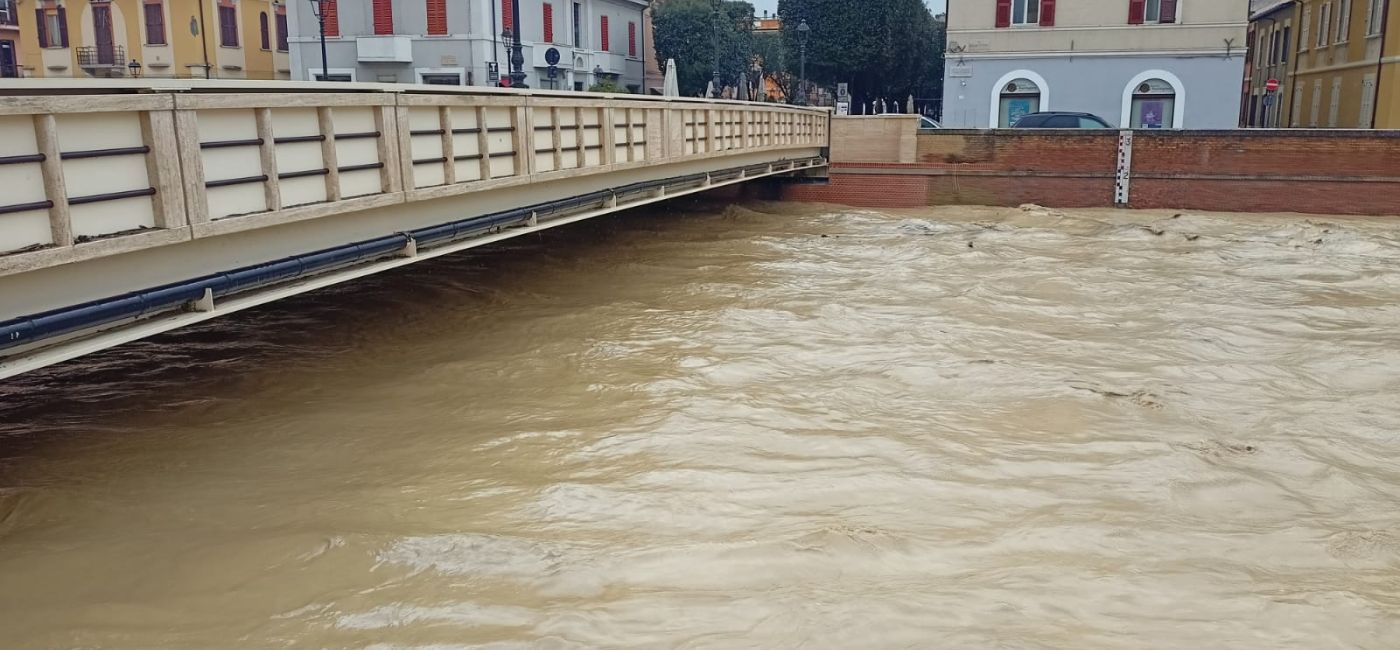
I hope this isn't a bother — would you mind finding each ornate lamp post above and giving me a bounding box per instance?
[711,0,723,98]
[306,0,329,81]
[504,0,528,88]
[127,59,143,78]
[796,20,810,105]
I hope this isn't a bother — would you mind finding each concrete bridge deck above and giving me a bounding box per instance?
[0,80,829,378]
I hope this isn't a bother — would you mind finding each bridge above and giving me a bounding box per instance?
[0,80,830,379]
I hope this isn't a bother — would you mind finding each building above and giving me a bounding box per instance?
[1243,0,1296,127]
[1289,0,1398,128]
[10,0,289,79]
[1,0,20,77]
[942,0,1248,128]
[287,0,650,91]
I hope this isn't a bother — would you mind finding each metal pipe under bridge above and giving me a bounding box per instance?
[0,80,830,379]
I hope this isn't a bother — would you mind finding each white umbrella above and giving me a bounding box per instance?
[737,73,750,101]
[663,59,680,97]
[705,80,716,100]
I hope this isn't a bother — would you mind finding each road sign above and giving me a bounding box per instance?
[1266,78,1280,93]
[548,65,558,80]
[545,47,561,67]
[488,62,500,82]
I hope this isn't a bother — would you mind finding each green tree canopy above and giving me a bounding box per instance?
[777,0,944,107]
[652,0,756,97]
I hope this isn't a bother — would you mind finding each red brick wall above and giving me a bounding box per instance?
[787,129,1400,216]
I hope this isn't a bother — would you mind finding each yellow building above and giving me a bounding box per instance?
[1289,0,1399,128]
[15,0,289,79]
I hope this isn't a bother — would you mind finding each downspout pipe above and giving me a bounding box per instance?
[1372,0,1392,128]
[1285,0,1305,127]
[198,0,212,78]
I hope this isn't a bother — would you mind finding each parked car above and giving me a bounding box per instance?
[1011,112,1111,129]
[878,114,942,130]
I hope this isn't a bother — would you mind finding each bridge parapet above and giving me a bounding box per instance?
[0,81,829,277]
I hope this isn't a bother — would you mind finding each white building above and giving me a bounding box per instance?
[289,0,650,91]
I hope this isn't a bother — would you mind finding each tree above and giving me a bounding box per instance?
[652,0,756,96]
[776,0,944,109]
[752,30,795,101]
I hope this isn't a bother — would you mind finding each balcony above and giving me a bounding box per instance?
[356,36,412,63]
[77,45,126,68]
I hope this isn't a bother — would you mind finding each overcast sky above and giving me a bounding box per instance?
[749,0,947,17]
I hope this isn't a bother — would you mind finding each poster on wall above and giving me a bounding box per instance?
[1141,100,1165,128]
[1007,99,1033,125]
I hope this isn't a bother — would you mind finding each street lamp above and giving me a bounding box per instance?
[505,0,528,88]
[711,0,723,98]
[127,59,143,78]
[796,20,810,106]
[306,0,329,81]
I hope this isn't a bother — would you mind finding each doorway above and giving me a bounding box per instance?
[93,3,115,65]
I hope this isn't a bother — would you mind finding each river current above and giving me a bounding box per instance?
[1,202,1398,648]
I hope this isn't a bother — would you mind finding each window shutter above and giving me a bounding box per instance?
[1128,0,1146,24]
[501,0,512,33]
[1159,0,1177,23]
[260,12,270,49]
[276,10,288,50]
[1040,0,1056,26]
[145,3,167,46]
[324,0,339,37]
[543,3,553,42]
[427,0,447,35]
[601,15,609,52]
[36,9,48,48]
[628,21,636,57]
[372,0,393,35]
[995,0,1011,28]
[57,7,69,46]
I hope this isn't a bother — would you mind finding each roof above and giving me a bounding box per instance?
[1249,0,1293,20]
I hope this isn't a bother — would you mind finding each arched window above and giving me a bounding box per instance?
[259,12,270,50]
[998,78,1042,127]
[1128,78,1175,128]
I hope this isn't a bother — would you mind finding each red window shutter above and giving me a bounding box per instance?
[628,21,636,57]
[427,0,446,35]
[373,0,393,35]
[57,6,69,46]
[36,9,48,48]
[995,0,1011,28]
[543,3,553,42]
[1159,0,1177,23]
[501,0,512,33]
[1040,0,1056,26]
[324,0,339,37]
[1128,0,1146,24]
[600,15,609,51]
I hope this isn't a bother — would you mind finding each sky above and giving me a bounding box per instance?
[749,0,948,17]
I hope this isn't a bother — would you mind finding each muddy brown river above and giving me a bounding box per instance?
[1,202,1398,649]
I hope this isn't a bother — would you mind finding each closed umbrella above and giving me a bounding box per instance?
[663,59,680,97]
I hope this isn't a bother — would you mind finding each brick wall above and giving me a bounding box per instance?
[789,128,1400,216]
[829,116,919,164]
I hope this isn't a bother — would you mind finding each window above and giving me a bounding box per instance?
[37,8,68,48]
[1269,28,1280,64]
[600,15,609,51]
[1013,0,1039,25]
[427,0,446,35]
[628,21,636,57]
[1129,78,1176,129]
[1328,76,1342,127]
[0,40,15,78]
[218,2,238,47]
[1129,0,1177,25]
[276,7,288,51]
[144,2,166,45]
[1309,79,1322,126]
[1336,0,1351,43]
[573,2,582,45]
[419,72,462,85]
[1366,0,1384,35]
[998,78,1041,127]
[322,0,339,37]
[543,3,554,42]
[372,0,392,35]
[259,12,270,49]
[0,0,15,26]
[1317,3,1330,48]
[1282,25,1290,61]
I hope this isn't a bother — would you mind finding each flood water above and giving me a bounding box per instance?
[1,202,1399,649]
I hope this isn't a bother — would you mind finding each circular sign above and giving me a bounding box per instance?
[545,47,561,66]
[1265,78,1280,93]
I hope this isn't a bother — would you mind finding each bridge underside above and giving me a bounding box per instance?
[0,81,829,378]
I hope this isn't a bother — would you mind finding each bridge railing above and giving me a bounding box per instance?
[0,81,829,277]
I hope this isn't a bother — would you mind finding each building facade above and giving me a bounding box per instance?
[942,0,1248,128]
[1288,0,1398,128]
[287,0,649,90]
[11,0,289,79]
[1243,0,1295,127]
